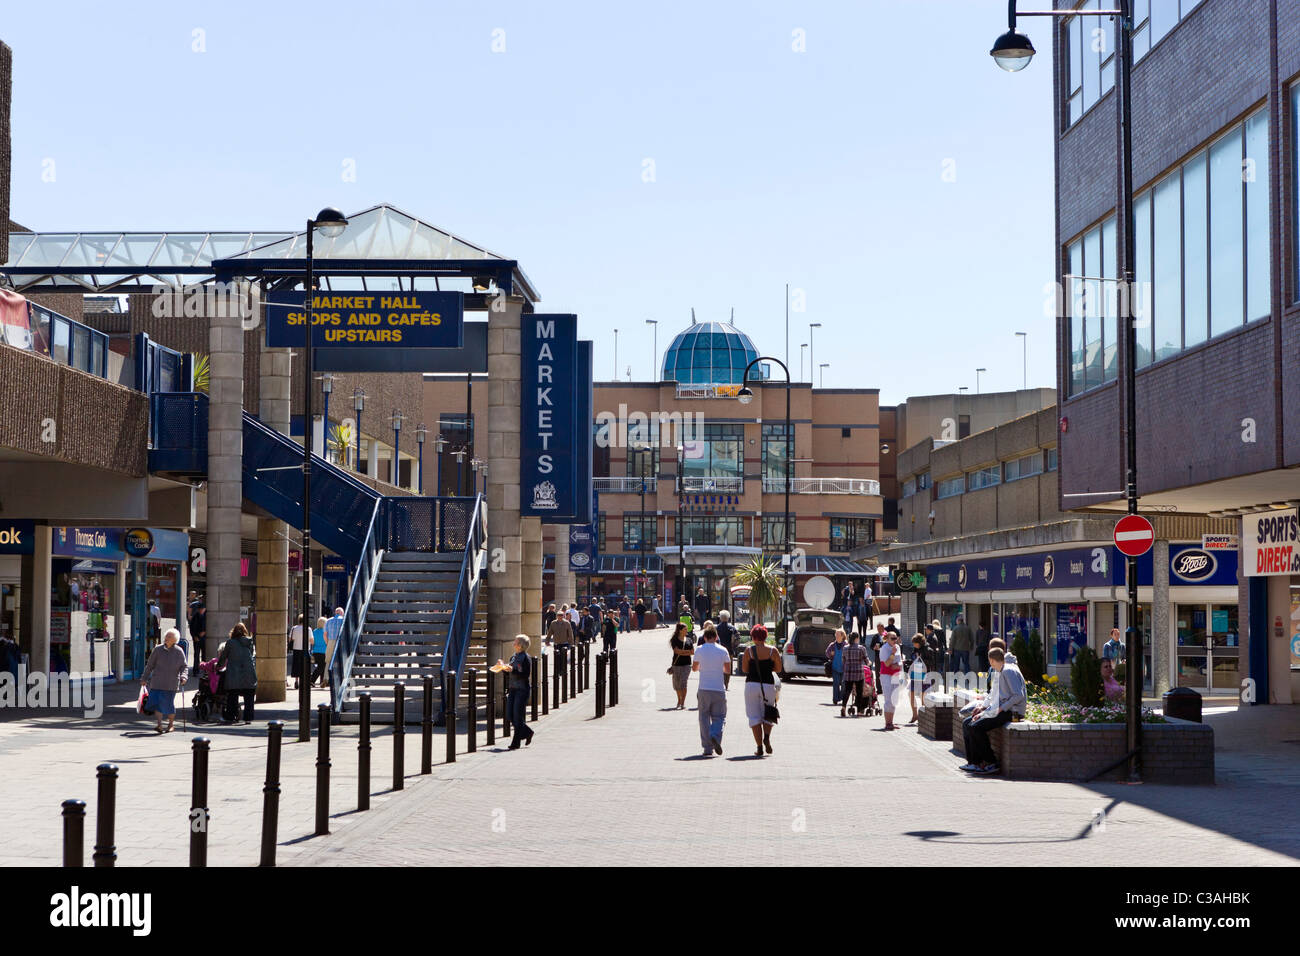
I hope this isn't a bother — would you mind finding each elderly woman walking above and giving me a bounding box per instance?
[219,622,257,724]
[878,629,904,730]
[141,627,189,734]
[741,624,782,756]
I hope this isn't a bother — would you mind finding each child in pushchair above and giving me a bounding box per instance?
[192,657,225,723]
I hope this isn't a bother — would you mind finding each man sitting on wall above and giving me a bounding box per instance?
[960,647,1026,776]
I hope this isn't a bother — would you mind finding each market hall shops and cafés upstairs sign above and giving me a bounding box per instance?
[264,291,464,348]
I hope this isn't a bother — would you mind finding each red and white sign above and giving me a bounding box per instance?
[1243,509,1300,577]
[1201,534,1239,551]
[1113,515,1155,557]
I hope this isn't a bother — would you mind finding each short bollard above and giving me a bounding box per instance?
[62,799,86,867]
[315,704,331,836]
[569,644,578,697]
[422,675,434,774]
[501,671,511,740]
[190,737,211,867]
[92,763,118,868]
[583,642,591,692]
[610,649,619,707]
[259,721,283,867]
[542,653,550,715]
[595,653,606,718]
[486,671,496,746]
[531,656,540,722]
[560,645,569,703]
[358,694,372,812]
[467,668,478,754]
[393,683,406,790]
[445,676,457,764]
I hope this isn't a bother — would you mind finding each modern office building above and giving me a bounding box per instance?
[1052,0,1300,703]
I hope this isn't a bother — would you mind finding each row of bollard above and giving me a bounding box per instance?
[63,647,600,867]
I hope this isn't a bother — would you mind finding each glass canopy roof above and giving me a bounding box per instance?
[1,204,536,299]
[661,321,766,385]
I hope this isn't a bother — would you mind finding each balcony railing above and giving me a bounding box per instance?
[679,476,744,493]
[762,477,880,495]
[594,476,658,493]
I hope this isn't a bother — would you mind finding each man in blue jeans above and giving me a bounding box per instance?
[503,635,534,750]
[826,631,848,705]
[618,596,631,633]
[692,624,732,756]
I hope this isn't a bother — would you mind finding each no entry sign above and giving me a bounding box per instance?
[1113,514,1155,557]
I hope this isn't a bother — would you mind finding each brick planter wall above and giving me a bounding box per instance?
[918,693,953,741]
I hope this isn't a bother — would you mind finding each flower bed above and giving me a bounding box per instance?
[1026,681,1166,725]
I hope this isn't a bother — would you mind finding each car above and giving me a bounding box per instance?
[779,608,844,679]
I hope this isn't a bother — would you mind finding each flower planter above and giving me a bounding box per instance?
[918,693,953,741]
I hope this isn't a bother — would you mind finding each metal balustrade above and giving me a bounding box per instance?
[761,477,880,495]
[679,476,744,493]
[593,476,658,493]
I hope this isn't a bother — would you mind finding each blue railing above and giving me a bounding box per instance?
[441,495,487,705]
[328,498,385,713]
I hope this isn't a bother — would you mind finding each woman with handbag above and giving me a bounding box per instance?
[878,630,903,730]
[668,622,694,710]
[741,624,781,756]
[141,628,189,734]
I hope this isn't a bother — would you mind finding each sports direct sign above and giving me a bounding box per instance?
[1243,509,1300,577]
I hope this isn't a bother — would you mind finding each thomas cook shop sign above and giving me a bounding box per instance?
[265,291,463,348]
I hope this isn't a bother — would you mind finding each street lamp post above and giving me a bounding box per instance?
[676,442,686,610]
[819,363,829,388]
[352,388,366,475]
[976,368,986,394]
[808,323,822,389]
[646,319,659,380]
[1015,332,1028,389]
[737,355,792,640]
[390,410,405,487]
[990,0,1142,780]
[301,206,349,741]
[415,423,427,494]
[800,343,808,383]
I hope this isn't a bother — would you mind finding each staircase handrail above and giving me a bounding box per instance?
[441,495,487,705]
[328,497,385,714]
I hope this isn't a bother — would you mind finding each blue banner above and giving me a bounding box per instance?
[52,527,188,562]
[0,520,35,555]
[927,543,1239,592]
[265,291,463,349]
[569,524,596,573]
[521,314,579,518]
[572,339,594,524]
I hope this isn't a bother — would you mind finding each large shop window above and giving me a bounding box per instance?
[829,517,874,553]
[761,516,795,552]
[676,517,743,547]
[682,424,744,479]
[50,561,116,676]
[622,515,657,551]
[1066,107,1269,395]
[761,422,791,481]
[1051,602,1088,667]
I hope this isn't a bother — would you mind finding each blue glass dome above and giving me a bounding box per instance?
[661,321,763,385]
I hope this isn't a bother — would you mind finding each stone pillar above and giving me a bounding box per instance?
[486,296,524,671]
[1267,575,1295,704]
[206,300,244,661]
[521,517,543,639]
[553,525,574,607]
[1152,538,1170,697]
[254,347,292,702]
[112,563,127,678]
[30,526,51,676]
[367,440,380,480]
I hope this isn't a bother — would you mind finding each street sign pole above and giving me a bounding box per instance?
[1114,512,1154,779]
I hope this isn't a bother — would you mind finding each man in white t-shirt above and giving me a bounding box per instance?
[692,623,732,757]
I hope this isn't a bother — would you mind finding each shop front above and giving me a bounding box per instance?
[0,520,34,668]
[1241,509,1300,704]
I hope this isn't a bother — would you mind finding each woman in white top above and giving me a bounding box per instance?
[878,630,903,730]
[288,613,308,691]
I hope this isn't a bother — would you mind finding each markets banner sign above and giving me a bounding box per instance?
[265,291,464,349]
[1243,509,1300,577]
[521,314,578,519]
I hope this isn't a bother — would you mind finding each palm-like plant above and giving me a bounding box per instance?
[733,555,783,629]
[191,354,210,394]
[328,421,354,467]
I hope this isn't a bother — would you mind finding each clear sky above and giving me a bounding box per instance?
[4,0,1058,405]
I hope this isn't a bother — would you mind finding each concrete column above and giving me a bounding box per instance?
[112,563,127,679]
[553,525,574,607]
[486,296,524,670]
[206,303,244,661]
[1152,538,1171,697]
[521,516,543,639]
[31,526,51,676]
[1267,575,1295,704]
[367,440,380,480]
[255,347,292,701]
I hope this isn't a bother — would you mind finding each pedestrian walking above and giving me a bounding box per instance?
[634,597,647,632]
[545,608,575,678]
[741,625,780,756]
[975,623,991,673]
[839,630,870,717]
[692,624,731,756]
[324,606,344,676]
[501,635,535,749]
[651,594,662,624]
[669,621,694,708]
[288,613,308,690]
[543,603,557,634]
[601,609,619,654]
[218,622,257,724]
[826,629,848,706]
[693,586,712,624]
[906,633,936,725]
[310,616,329,687]
[714,609,738,662]
[879,630,904,730]
[141,628,189,734]
[862,581,874,629]
[949,616,973,674]
[618,596,631,633]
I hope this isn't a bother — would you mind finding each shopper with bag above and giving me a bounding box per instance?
[141,628,189,734]
[218,622,257,724]
[878,630,904,730]
[741,624,781,756]
[668,621,694,709]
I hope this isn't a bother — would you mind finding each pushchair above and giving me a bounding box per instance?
[192,657,225,723]
[845,662,881,717]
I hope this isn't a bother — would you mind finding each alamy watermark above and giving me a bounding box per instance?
[0,667,104,718]
[594,404,704,449]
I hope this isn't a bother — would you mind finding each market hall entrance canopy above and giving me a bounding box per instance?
[1,203,539,302]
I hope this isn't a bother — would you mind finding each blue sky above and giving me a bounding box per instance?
[5,0,1058,404]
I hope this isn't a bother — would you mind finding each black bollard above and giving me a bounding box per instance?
[560,645,569,703]
[466,669,478,754]
[486,670,496,746]
[569,644,577,698]
[610,648,619,707]
[422,675,434,774]
[445,673,458,764]
[531,656,540,722]
[190,737,210,867]
[315,704,331,836]
[260,721,283,867]
[62,799,86,868]
[393,683,405,790]
[584,642,591,692]
[542,653,550,715]
[92,763,118,868]
[595,653,606,718]
[358,694,371,812]
[501,669,511,740]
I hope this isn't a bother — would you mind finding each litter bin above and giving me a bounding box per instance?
[1162,686,1202,723]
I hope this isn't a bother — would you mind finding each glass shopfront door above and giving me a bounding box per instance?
[1175,603,1239,695]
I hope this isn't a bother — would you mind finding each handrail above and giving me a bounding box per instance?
[328,498,385,714]
[440,495,487,707]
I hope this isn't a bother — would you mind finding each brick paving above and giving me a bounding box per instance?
[2,628,1297,867]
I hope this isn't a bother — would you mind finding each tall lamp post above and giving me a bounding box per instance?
[301,205,349,741]
[646,319,659,380]
[800,343,808,382]
[676,442,686,610]
[808,323,821,388]
[390,410,405,487]
[990,0,1142,780]
[1015,331,1028,389]
[318,373,336,461]
[737,355,791,639]
[352,388,366,475]
[415,423,427,494]
[819,362,829,388]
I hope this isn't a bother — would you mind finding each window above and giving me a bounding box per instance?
[966,466,1001,492]
[958,415,970,439]
[1064,1,1116,127]
[902,477,917,498]
[626,418,660,477]
[761,422,791,481]
[597,513,607,553]
[683,423,744,479]
[1067,107,1269,394]
[1004,452,1044,482]
[761,516,795,552]
[936,476,964,500]
[918,471,931,491]
[1046,448,1059,471]
[623,514,657,551]
[676,517,743,547]
[829,517,875,553]
[593,420,611,477]
[841,427,852,438]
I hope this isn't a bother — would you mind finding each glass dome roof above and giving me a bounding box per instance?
[661,321,764,385]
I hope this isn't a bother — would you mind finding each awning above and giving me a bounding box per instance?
[800,556,879,577]
[544,554,663,575]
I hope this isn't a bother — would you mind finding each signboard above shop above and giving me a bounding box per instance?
[265,291,464,349]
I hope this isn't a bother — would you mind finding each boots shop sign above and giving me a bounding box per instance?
[521,314,578,519]
[1243,508,1300,577]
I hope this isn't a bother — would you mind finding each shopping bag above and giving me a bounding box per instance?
[136,685,150,715]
